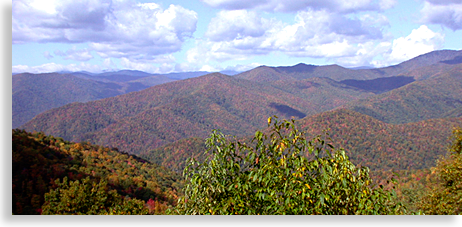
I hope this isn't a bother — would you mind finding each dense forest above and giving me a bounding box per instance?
[12,129,181,215]
[12,122,462,214]
[138,109,461,180]
[344,64,462,124]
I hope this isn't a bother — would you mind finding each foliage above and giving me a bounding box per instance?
[13,73,123,128]
[12,129,181,215]
[12,72,175,128]
[297,109,461,174]
[418,128,462,214]
[173,117,406,215]
[139,137,207,173]
[346,65,462,124]
[21,73,374,155]
[42,177,149,215]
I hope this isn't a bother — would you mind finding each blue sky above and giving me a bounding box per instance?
[12,0,462,74]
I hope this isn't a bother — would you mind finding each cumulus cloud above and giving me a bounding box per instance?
[54,47,94,61]
[201,0,392,13]
[388,25,444,61]
[119,58,174,73]
[420,0,462,30]
[205,10,268,41]
[372,25,444,67]
[188,9,388,65]
[12,60,176,74]
[13,0,198,61]
[12,62,104,74]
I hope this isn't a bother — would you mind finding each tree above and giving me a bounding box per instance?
[41,177,149,215]
[173,117,405,215]
[418,128,462,214]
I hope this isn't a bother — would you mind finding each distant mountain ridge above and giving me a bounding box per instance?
[13,73,127,128]
[13,70,224,128]
[16,49,462,157]
[20,72,377,154]
[343,63,462,124]
[140,109,461,175]
[235,49,462,82]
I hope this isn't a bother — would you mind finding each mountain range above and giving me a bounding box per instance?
[16,49,462,177]
[13,70,223,128]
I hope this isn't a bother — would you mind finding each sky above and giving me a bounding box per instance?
[11,0,462,74]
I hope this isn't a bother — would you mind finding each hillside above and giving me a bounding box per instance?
[344,64,462,124]
[13,73,125,128]
[20,56,462,155]
[15,50,462,129]
[235,64,373,81]
[371,49,462,78]
[14,70,227,129]
[297,109,461,172]
[12,129,181,215]
[235,49,462,82]
[20,73,375,154]
[139,109,461,178]
[339,76,415,94]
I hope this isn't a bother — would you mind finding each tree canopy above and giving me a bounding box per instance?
[173,117,406,215]
[418,128,462,214]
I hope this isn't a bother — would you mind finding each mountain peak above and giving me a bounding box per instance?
[275,63,317,73]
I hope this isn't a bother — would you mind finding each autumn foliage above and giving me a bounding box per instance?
[12,129,181,215]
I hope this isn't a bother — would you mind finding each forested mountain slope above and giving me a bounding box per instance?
[139,109,461,179]
[344,64,462,124]
[21,73,375,154]
[12,70,215,129]
[13,73,125,128]
[13,72,177,128]
[297,109,461,172]
[235,49,462,82]
[12,129,181,215]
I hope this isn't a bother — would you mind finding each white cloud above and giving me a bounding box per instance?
[336,41,391,67]
[200,0,268,11]
[12,62,104,74]
[201,0,385,13]
[199,65,220,72]
[205,10,268,41]
[12,0,112,43]
[379,0,397,10]
[224,63,263,72]
[188,7,446,69]
[188,9,387,66]
[372,25,444,67]
[420,1,462,30]
[13,0,198,61]
[54,47,94,61]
